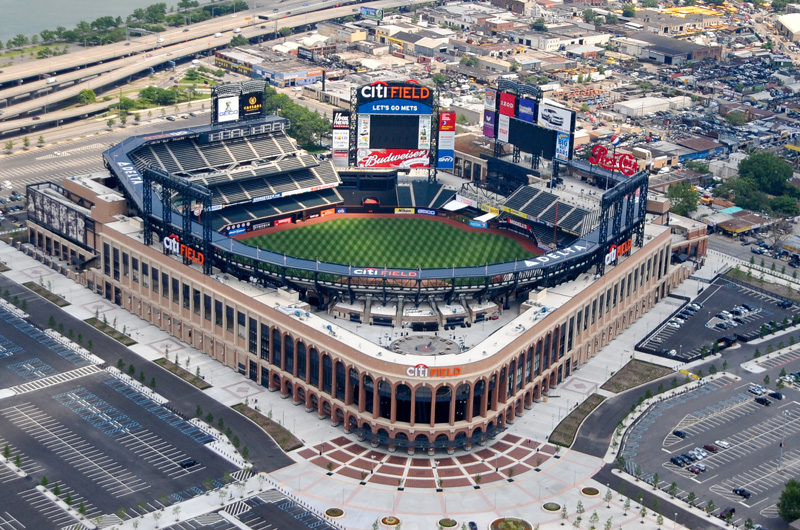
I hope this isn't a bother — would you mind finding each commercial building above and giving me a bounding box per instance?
[777,13,800,42]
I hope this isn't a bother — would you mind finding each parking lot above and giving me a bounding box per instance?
[0,304,241,528]
[639,276,800,362]
[620,356,800,528]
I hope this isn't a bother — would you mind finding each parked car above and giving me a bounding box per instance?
[687,465,701,474]
[719,507,736,520]
[673,429,686,438]
[703,443,718,453]
[778,300,793,308]
[755,396,771,406]
[768,391,783,400]
[694,463,707,472]
[671,456,686,467]
[733,488,752,499]
[179,458,198,468]
[749,385,766,395]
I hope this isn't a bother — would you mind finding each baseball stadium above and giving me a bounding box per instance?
[23,79,689,452]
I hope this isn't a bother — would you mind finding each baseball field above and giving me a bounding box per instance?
[241,216,534,269]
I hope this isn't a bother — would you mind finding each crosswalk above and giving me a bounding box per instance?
[224,500,251,517]
[7,364,102,395]
[0,154,105,191]
[34,143,107,161]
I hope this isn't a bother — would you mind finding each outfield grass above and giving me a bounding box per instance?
[243,217,532,269]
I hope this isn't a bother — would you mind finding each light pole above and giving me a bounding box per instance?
[779,410,790,470]
[674,511,677,530]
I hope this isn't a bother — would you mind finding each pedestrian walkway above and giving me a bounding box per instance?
[0,240,713,530]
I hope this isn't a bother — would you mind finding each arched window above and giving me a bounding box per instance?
[296,341,306,381]
[349,368,360,406]
[284,334,294,375]
[378,380,392,419]
[415,386,432,424]
[322,354,332,394]
[363,375,374,414]
[396,384,411,423]
[271,328,282,369]
[507,361,515,396]
[435,385,452,424]
[454,383,470,422]
[309,348,319,387]
[472,380,485,418]
[335,362,346,401]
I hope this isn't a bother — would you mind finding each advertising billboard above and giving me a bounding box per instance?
[216,96,239,123]
[28,189,87,245]
[360,6,384,20]
[555,132,571,161]
[297,46,313,61]
[356,81,433,115]
[332,110,350,151]
[417,115,431,149]
[537,102,574,135]
[239,92,264,119]
[357,115,371,148]
[483,110,496,138]
[498,114,510,143]
[498,92,516,117]
[485,88,497,110]
[518,99,536,123]
[357,148,430,168]
[438,111,456,170]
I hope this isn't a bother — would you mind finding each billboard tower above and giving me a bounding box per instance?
[349,80,440,182]
[210,80,267,126]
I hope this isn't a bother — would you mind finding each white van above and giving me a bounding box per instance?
[233,27,242,33]
[46,78,57,85]
[214,32,223,38]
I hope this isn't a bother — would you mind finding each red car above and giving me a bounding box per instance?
[687,465,701,475]
[703,443,718,453]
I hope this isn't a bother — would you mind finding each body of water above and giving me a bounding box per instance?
[0,0,179,43]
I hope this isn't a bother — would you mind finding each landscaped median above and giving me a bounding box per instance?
[549,393,606,447]
[154,357,211,389]
[232,403,303,452]
[22,281,70,307]
[84,317,136,346]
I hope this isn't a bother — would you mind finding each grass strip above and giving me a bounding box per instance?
[22,281,70,307]
[232,403,304,452]
[85,316,137,346]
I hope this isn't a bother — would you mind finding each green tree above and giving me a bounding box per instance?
[22,137,30,149]
[667,181,700,216]
[230,34,248,47]
[725,110,747,126]
[431,72,447,86]
[460,55,478,67]
[78,88,96,105]
[706,499,715,515]
[531,17,548,31]
[3,140,12,153]
[622,3,636,17]
[278,27,292,37]
[106,118,115,129]
[583,9,598,23]
[37,135,45,147]
[739,151,793,196]
[687,492,697,506]
[456,114,468,125]
[605,13,619,24]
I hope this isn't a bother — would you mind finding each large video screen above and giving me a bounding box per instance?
[27,189,87,245]
[368,115,419,149]
[508,118,557,159]
[239,91,264,120]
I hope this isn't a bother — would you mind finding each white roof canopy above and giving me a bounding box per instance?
[474,213,497,222]
[443,201,468,211]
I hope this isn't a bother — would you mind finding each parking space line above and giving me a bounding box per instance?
[1,403,149,498]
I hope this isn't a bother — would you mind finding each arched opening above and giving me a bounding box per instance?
[472,379,486,418]
[395,431,409,448]
[310,393,319,411]
[378,380,392,419]
[296,341,307,381]
[271,328,282,369]
[363,375,374,414]
[349,367,360,407]
[335,361,346,401]
[415,385,432,425]
[284,334,294,375]
[322,354,332,394]
[454,383,469,422]
[434,433,449,451]
[435,385,452,424]
[396,384,412,423]
[309,348,319,388]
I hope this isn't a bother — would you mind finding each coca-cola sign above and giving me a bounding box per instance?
[588,145,637,177]
[357,148,430,169]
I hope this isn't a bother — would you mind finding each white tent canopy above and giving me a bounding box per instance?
[443,201,469,211]
[474,213,497,222]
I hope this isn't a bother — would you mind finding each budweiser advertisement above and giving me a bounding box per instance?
[357,148,430,169]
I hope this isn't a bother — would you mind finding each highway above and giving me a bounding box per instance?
[0,0,421,138]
